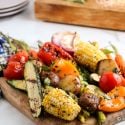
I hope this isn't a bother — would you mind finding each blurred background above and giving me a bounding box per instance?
[0,0,125,55]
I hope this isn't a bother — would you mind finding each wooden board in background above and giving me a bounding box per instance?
[1,78,125,125]
[35,0,125,30]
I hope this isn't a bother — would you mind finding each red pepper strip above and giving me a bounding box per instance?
[38,42,72,65]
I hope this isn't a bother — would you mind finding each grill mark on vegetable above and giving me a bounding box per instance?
[27,79,37,83]
[30,106,41,113]
[56,69,61,73]
[31,109,37,114]
[114,94,119,98]
[50,103,56,108]
[29,98,41,110]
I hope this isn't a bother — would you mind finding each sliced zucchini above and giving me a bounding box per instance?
[96,59,119,75]
[7,80,26,91]
[24,61,42,118]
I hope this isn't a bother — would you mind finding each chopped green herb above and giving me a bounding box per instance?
[41,65,50,71]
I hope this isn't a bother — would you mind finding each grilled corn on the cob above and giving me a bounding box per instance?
[74,42,107,72]
[42,87,81,121]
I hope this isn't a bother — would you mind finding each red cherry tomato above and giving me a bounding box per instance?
[99,72,122,93]
[3,61,24,80]
[9,50,29,64]
[29,49,38,59]
[38,42,72,65]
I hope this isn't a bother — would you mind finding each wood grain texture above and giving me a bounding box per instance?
[35,0,125,30]
[0,78,125,125]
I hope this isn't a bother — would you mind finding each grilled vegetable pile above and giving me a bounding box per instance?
[1,31,125,124]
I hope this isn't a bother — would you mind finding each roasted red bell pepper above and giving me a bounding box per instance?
[38,42,72,65]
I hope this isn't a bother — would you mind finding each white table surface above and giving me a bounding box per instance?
[0,0,125,125]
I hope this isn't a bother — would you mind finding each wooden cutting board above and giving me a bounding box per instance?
[35,0,125,30]
[0,78,125,125]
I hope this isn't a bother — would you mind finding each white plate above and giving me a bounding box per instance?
[0,0,28,9]
[0,5,27,17]
[0,1,29,13]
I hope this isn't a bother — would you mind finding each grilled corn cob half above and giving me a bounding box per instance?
[42,87,81,121]
[74,42,107,72]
